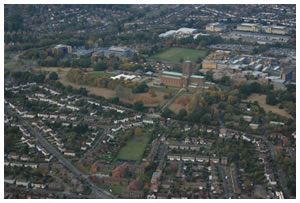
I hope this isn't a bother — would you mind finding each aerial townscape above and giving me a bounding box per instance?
[4,3,296,200]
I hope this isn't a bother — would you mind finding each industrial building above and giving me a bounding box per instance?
[159,61,205,88]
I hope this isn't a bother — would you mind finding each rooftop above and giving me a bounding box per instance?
[191,74,205,79]
[162,71,183,77]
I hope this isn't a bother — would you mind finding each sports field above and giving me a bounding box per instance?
[151,47,208,63]
[116,135,151,162]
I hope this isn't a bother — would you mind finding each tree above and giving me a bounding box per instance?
[266,92,277,105]
[176,108,187,120]
[78,87,88,96]
[132,82,149,93]
[134,127,142,136]
[78,57,91,68]
[161,108,174,118]
[44,56,57,67]
[94,62,108,71]
[74,123,88,134]
[49,72,59,80]
[110,97,119,104]
[133,101,144,111]
[219,76,231,86]
[33,73,45,83]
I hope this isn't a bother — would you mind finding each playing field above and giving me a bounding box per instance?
[151,47,208,63]
[116,135,151,162]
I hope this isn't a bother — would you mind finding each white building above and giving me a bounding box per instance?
[159,27,197,38]
[110,74,136,81]
[16,179,30,187]
[206,23,226,32]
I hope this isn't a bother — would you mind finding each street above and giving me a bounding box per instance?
[6,107,114,199]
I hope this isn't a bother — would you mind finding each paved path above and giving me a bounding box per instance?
[161,88,185,112]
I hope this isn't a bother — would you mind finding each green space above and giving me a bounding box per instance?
[97,184,127,197]
[87,71,115,78]
[116,134,151,162]
[151,47,208,63]
[150,85,180,94]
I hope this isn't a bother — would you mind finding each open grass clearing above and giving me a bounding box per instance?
[247,93,293,119]
[87,71,115,78]
[151,47,208,63]
[116,134,151,162]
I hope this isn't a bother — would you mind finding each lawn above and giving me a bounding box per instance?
[151,47,209,63]
[247,93,293,119]
[87,71,115,78]
[97,184,127,197]
[116,134,151,162]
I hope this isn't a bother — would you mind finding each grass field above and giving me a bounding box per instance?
[116,134,151,162]
[97,184,127,197]
[151,47,208,63]
[247,93,293,119]
[87,71,115,78]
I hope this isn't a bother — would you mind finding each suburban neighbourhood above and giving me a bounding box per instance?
[4,4,296,199]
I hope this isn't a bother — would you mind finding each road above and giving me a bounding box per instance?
[219,165,231,198]
[6,107,114,199]
[5,185,94,199]
[237,131,291,198]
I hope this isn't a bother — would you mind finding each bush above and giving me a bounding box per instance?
[266,93,278,105]
[93,62,108,71]
[132,82,149,93]
[49,72,58,80]
[176,108,187,120]
[133,101,144,111]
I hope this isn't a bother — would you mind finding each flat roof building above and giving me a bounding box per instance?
[237,23,261,32]
[265,25,289,35]
[206,22,227,32]
[160,61,205,88]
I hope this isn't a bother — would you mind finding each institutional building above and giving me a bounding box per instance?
[202,50,231,69]
[236,23,261,32]
[53,44,73,54]
[205,23,227,32]
[159,61,205,88]
[264,25,288,35]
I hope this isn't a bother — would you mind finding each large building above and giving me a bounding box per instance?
[91,46,133,62]
[159,61,205,88]
[202,50,231,69]
[159,27,198,38]
[264,25,289,35]
[236,23,261,32]
[205,23,227,32]
[53,44,72,54]
[280,63,296,82]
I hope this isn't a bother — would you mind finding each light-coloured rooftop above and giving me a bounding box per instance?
[162,71,183,77]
